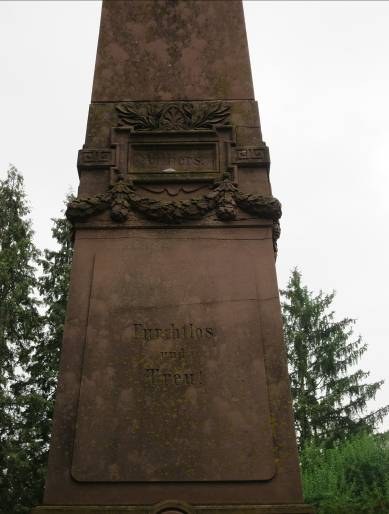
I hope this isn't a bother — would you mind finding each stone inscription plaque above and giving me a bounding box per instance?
[72,240,275,482]
[129,143,218,182]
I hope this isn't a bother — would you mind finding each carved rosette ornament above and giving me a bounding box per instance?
[66,175,282,252]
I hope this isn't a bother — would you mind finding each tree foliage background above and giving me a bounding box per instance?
[280,269,388,451]
[0,166,72,514]
[280,269,389,513]
[301,433,389,514]
[0,166,388,514]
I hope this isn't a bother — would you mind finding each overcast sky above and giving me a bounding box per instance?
[0,1,388,430]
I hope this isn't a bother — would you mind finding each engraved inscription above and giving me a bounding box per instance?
[72,248,276,482]
[130,144,217,174]
[134,322,216,389]
[160,348,186,359]
[145,368,203,386]
[134,323,216,341]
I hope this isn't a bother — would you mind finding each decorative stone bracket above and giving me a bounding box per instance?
[233,145,270,168]
[77,148,115,169]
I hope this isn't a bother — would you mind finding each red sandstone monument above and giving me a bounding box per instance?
[32,2,314,513]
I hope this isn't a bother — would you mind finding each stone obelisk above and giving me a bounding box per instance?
[32,1,313,513]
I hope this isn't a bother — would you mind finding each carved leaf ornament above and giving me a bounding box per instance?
[66,177,282,250]
[72,102,280,250]
[67,177,281,224]
[116,102,231,131]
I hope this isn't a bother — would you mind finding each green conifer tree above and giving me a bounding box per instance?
[0,166,42,513]
[20,204,73,512]
[29,208,73,455]
[281,269,388,450]
[0,168,73,513]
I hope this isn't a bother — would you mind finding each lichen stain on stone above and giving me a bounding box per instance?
[92,0,254,101]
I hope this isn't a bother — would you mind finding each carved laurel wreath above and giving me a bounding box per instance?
[116,102,230,131]
[66,176,282,251]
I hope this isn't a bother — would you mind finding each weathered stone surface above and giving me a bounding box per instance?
[71,240,275,482]
[84,100,262,151]
[32,1,312,513]
[91,1,254,102]
[42,228,302,505]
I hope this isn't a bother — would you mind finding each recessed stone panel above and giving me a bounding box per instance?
[72,242,275,482]
[129,142,218,182]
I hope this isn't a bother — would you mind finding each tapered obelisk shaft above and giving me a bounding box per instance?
[32,2,313,513]
[92,0,254,102]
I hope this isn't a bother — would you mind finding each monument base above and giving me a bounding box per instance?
[32,503,315,514]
